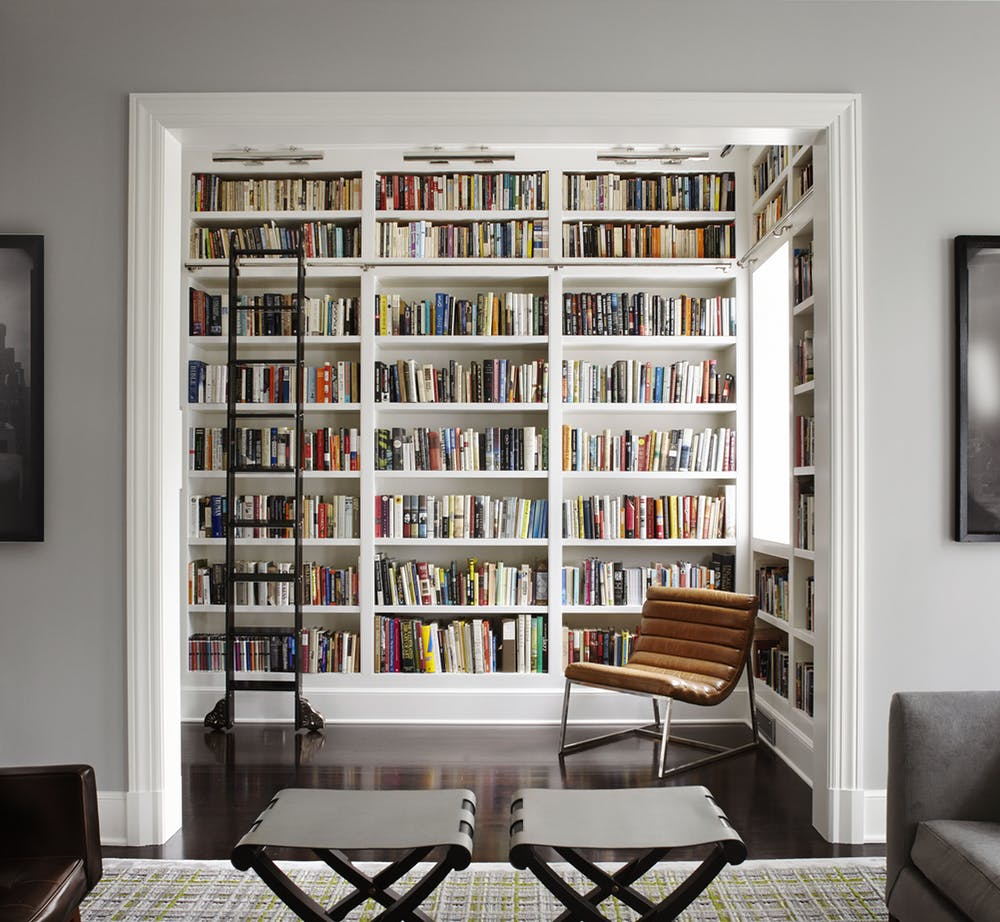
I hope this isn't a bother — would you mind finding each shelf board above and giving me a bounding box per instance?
[751,538,793,559]
[793,466,816,477]
[189,336,361,349]
[374,537,547,547]
[375,402,547,412]
[563,210,736,222]
[562,335,736,349]
[188,537,359,547]
[561,605,641,615]
[375,469,547,479]
[377,209,548,221]
[794,547,816,560]
[373,605,547,615]
[793,381,815,397]
[756,609,791,632]
[374,335,547,348]
[561,402,736,414]
[189,209,362,223]
[188,402,361,413]
[561,470,736,480]
[562,538,735,547]
[188,605,361,614]
[187,470,360,479]
[793,295,815,316]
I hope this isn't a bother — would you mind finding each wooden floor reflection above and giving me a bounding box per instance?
[105,722,884,862]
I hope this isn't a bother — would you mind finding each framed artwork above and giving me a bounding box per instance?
[956,235,1000,541]
[0,235,43,541]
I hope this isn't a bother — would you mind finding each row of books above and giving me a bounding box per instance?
[189,494,360,540]
[374,358,548,404]
[796,162,814,199]
[375,494,548,540]
[189,222,362,259]
[753,630,789,697]
[797,486,815,552]
[375,172,549,212]
[373,613,547,674]
[753,145,795,200]
[795,661,815,716]
[561,358,733,405]
[804,575,815,632]
[562,425,736,473]
[189,289,361,338]
[378,219,549,259]
[562,292,736,338]
[754,190,783,242]
[564,172,735,213]
[374,426,547,473]
[374,554,548,608]
[793,247,813,305]
[187,560,359,606]
[188,426,360,472]
[561,552,734,606]
[561,491,732,541]
[757,565,789,621]
[561,221,735,259]
[191,174,362,212]
[563,625,637,668]
[796,330,814,386]
[187,361,360,405]
[796,415,815,468]
[188,627,360,674]
[374,291,547,337]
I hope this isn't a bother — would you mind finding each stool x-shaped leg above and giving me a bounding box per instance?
[514,842,731,921]
[243,843,464,922]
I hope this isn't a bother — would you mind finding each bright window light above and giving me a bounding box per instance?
[752,242,791,544]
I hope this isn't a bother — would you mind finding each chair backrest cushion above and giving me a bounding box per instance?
[628,586,758,701]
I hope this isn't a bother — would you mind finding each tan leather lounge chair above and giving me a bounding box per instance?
[559,586,760,778]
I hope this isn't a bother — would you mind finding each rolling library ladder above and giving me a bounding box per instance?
[203,230,325,732]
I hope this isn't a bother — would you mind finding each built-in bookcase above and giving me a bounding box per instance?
[746,141,822,777]
[180,148,750,725]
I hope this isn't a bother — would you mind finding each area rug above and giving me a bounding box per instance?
[83,857,887,920]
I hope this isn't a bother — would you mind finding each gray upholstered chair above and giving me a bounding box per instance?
[886,691,1000,922]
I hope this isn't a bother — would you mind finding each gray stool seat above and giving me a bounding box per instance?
[232,788,476,922]
[509,786,745,921]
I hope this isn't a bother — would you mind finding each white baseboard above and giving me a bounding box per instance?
[182,682,751,726]
[97,791,127,846]
[865,789,887,843]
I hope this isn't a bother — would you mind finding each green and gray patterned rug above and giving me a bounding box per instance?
[84,857,887,920]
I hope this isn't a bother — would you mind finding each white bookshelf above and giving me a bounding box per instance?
[747,142,821,775]
[180,147,750,724]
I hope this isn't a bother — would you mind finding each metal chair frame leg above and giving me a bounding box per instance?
[559,662,760,779]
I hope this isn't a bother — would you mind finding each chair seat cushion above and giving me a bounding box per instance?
[564,660,726,704]
[0,857,87,922]
[912,819,1000,922]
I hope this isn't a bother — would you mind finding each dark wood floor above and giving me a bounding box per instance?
[105,722,884,863]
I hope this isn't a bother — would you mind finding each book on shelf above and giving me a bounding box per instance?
[562,624,639,669]
[187,626,360,674]
[373,613,546,673]
[561,557,727,606]
[375,290,548,337]
[374,425,547,473]
[562,492,729,541]
[376,172,548,211]
[561,291,735,337]
[561,358,731,405]
[191,173,362,212]
[189,221,361,259]
[562,171,735,213]
[378,218,549,259]
[562,221,735,259]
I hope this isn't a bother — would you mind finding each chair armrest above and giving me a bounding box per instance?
[0,764,103,889]
[886,691,1000,901]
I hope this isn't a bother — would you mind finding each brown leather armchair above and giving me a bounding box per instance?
[559,586,760,778]
[0,764,103,922]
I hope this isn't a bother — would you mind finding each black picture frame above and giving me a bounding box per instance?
[0,235,43,541]
[956,235,1000,541]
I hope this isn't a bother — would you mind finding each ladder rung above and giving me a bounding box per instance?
[232,679,297,692]
[232,572,296,583]
[233,409,297,419]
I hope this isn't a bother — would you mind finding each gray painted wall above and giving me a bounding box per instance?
[2,0,998,795]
